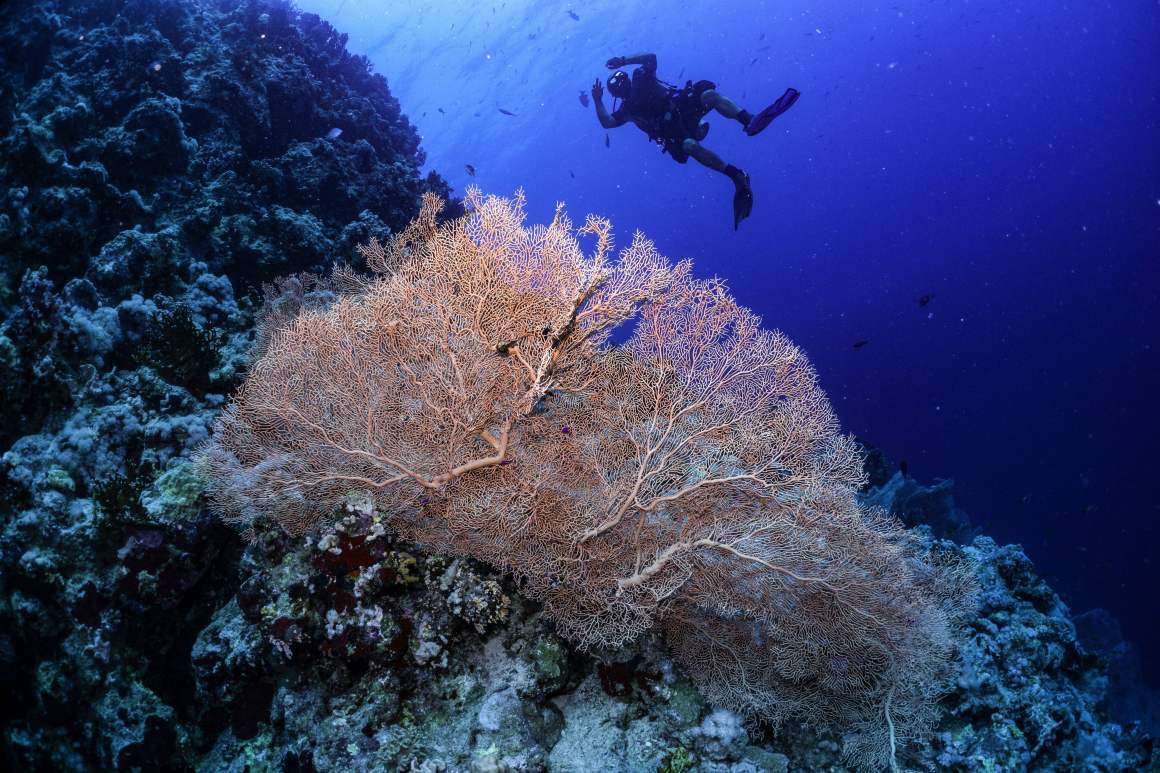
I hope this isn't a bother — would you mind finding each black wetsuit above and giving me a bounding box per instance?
[611,69,717,163]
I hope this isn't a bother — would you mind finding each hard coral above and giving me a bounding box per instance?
[135,302,223,395]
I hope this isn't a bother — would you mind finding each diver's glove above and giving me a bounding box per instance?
[606,56,626,69]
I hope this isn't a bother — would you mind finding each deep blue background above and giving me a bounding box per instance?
[301,0,1160,678]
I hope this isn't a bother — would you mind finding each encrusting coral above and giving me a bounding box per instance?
[198,188,977,770]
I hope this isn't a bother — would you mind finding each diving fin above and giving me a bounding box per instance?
[745,87,801,136]
[730,169,753,230]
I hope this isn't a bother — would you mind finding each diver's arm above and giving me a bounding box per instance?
[607,53,657,73]
[592,78,627,129]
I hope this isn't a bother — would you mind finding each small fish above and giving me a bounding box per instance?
[438,107,445,114]
[899,459,908,477]
[326,127,343,139]
[148,60,162,72]
[560,425,571,434]
[750,57,758,66]
[852,339,869,349]
[498,107,516,116]
[499,459,513,466]
[917,293,934,307]
[465,164,476,177]
[605,133,610,148]
[579,91,589,107]
[567,10,579,21]
[569,170,575,178]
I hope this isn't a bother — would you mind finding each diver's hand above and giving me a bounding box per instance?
[606,56,625,69]
[591,78,603,102]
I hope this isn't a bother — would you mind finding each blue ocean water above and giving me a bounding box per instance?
[296,0,1160,676]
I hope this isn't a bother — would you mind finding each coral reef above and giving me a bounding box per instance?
[12,463,1148,770]
[0,0,1153,770]
[0,0,444,767]
[0,0,456,447]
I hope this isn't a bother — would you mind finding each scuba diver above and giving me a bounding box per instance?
[592,53,800,230]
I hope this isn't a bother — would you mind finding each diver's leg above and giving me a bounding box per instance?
[681,139,752,230]
[700,89,748,125]
[681,137,730,173]
[701,88,800,135]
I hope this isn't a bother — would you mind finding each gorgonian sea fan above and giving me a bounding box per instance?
[197,188,975,771]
